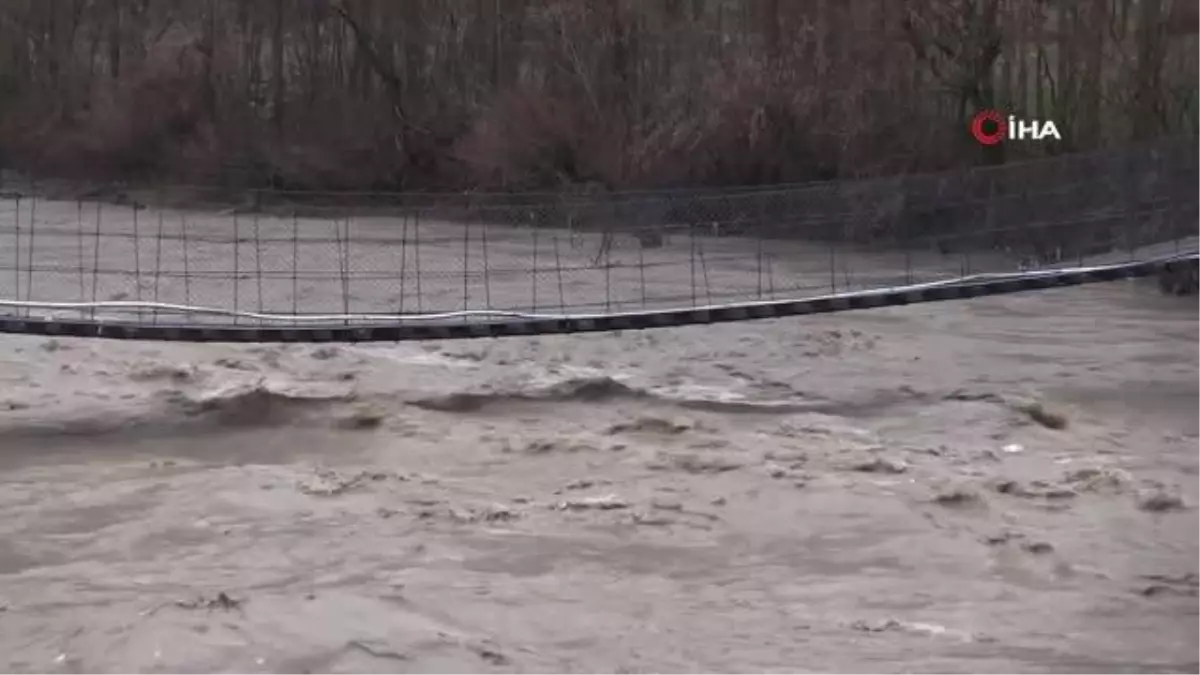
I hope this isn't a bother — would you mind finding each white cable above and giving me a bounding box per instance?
[0,252,1191,325]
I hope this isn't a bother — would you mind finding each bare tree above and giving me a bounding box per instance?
[0,0,1192,189]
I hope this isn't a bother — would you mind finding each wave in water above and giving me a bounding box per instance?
[407,374,821,415]
[0,378,355,441]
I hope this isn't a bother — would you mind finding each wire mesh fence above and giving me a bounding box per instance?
[0,138,1195,340]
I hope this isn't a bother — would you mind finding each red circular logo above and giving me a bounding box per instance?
[970,110,1006,145]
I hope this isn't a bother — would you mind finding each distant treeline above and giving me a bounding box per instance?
[0,0,1195,192]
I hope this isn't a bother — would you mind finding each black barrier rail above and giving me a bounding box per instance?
[0,254,1193,343]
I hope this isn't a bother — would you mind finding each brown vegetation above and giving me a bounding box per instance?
[0,0,1195,191]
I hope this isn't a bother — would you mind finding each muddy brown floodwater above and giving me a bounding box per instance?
[0,203,1196,673]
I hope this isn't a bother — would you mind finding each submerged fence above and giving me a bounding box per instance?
[0,139,1195,342]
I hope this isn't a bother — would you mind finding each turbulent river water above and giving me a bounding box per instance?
[0,201,1196,673]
